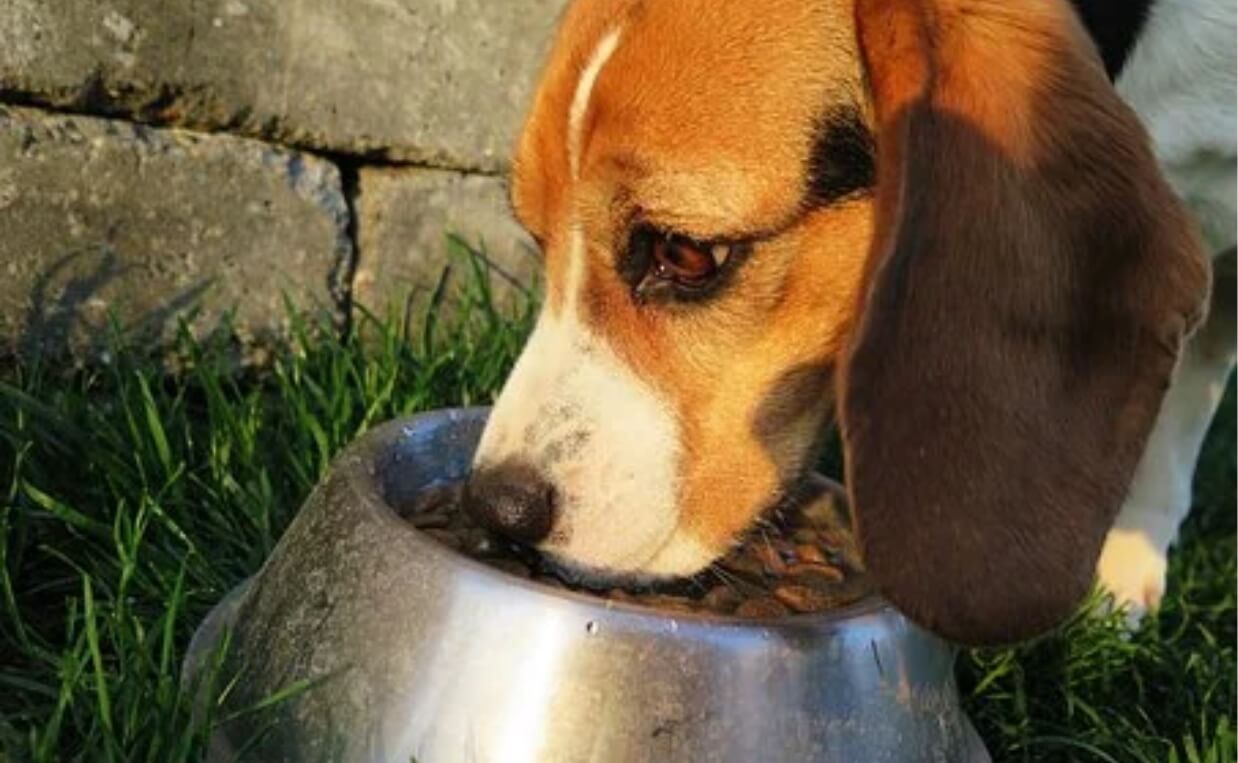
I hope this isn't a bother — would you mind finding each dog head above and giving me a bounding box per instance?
[465,0,1209,645]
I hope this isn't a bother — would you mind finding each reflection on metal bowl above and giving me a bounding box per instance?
[185,408,990,763]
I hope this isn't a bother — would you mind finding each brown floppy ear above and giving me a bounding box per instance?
[841,0,1210,646]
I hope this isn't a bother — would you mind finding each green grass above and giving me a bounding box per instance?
[956,381,1237,763]
[0,248,1233,761]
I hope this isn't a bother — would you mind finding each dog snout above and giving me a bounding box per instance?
[463,461,557,544]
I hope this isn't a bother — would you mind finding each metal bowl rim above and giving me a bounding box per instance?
[370,407,894,632]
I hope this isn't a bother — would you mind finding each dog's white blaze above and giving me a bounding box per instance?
[568,27,622,179]
[472,21,714,576]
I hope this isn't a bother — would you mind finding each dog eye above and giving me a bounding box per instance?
[624,226,744,302]
[651,235,729,285]
[626,226,734,291]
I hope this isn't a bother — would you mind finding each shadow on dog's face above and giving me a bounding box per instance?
[467,0,1209,645]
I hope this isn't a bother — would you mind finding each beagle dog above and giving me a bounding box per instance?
[464,0,1235,646]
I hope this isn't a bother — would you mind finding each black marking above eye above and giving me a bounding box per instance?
[806,105,876,208]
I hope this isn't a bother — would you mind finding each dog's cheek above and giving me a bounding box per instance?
[667,400,784,547]
[657,347,838,564]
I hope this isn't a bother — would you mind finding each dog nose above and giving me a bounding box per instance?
[463,461,557,544]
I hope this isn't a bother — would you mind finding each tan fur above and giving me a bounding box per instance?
[502,0,1208,643]
[864,0,1110,161]
[579,200,875,554]
[510,0,641,311]
[511,0,873,557]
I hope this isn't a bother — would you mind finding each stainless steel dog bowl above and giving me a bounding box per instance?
[186,408,991,763]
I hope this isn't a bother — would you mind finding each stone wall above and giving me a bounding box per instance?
[0,0,565,358]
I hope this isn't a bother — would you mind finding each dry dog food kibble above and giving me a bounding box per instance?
[395,476,871,618]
